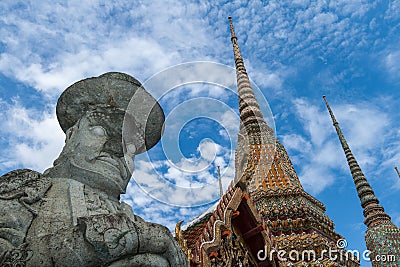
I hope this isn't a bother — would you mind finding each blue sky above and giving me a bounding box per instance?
[0,1,399,265]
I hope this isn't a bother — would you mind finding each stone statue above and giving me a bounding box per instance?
[0,72,188,266]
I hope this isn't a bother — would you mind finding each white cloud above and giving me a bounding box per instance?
[385,0,400,20]
[329,104,390,172]
[328,0,372,18]
[282,97,395,195]
[380,127,400,190]
[219,110,239,139]
[128,135,235,208]
[198,139,220,161]
[299,166,335,194]
[1,0,386,103]
[384,50,400,80]
[0,1,224,97]
[281,134,312,154]
[232,0,373,66]
[292,98,331,147]
[122,177,214,230]
[0,100,64,172]
[0,37,181,96]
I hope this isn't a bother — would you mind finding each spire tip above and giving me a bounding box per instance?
[228,16,232,20]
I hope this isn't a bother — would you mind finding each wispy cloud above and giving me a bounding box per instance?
[0,99,64,171]
[121,146,235,230]
[281,97,397,195]
[131,135,234,207]
[384,50,400,80]
[0,1,226,97]
[0,37,181,96]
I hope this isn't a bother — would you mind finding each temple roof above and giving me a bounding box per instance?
[176,181,276,266]
[181,202,217,232]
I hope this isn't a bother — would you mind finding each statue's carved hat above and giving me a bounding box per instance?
[56,72,164,154]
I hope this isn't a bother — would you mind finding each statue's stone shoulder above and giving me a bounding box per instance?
[0,169,51,204]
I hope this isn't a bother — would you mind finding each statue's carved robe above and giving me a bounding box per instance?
[0,169,186,266]
[0,169,50,261]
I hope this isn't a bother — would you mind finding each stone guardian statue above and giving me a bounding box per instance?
[0,72,188,267]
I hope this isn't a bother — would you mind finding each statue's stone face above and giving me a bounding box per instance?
[50,110,137,196]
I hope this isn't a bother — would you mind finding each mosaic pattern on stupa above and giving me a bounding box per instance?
[229,16,360,266]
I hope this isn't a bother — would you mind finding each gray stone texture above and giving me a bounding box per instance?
[0,72,188,267]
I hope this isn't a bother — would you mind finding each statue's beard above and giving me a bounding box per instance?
[69,157,126,195]
[49,154,132,197]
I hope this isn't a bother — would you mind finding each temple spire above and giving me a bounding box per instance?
[217,166,223,198]
[323,96,400,265]
[228,16,268,131]
[228,16,243,72]
[323,96,392,228]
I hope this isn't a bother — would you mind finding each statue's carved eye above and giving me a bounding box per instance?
[91,126,107,137]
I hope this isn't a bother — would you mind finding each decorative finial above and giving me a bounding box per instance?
[323,96,392,228]
[228,16,270,132]
[323,96,339,128]
[323,95,349,149]
[217,166,223,198]
[228,16,236,40]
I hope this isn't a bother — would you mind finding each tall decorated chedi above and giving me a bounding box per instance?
[323,96,400,267]
[228,17,359,266]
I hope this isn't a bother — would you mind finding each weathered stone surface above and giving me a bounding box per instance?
[0,72,188,266]
[57,72,165,154]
